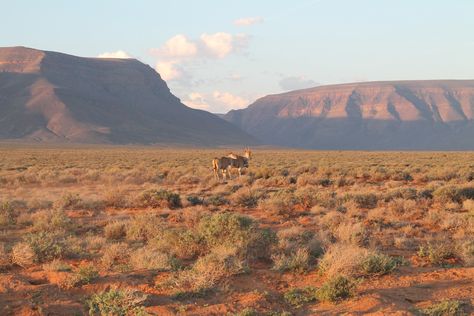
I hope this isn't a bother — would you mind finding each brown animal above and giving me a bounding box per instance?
[227,148,252,178]
[212,148,252,181]
[212,156,233,180]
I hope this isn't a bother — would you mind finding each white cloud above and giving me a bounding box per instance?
[182,92,210,110]
[234,16,264,26]
[213,91,249,111]
[151,32,249,82]
[279,76,318,91]
[152,34,197,58]
[97,50,132,59]
[200,32,234,58]
[155,61,181,81]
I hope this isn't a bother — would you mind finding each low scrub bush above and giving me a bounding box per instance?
[11,242,36,267]
[418,242,459,266]
[352,193,378,209]
[206,195,229,206]
[198,212,275,260]
[101,242,130,271]
[433,186,474,204]
[0,201,15,226]
[149,228,201,260]
[138,189,181,209]
[170,245,246,293]
[87,288,148,316]
[232,189,260,208]
[24,232,67,263]
[284,286,317,308]
[419,300,467,316]
[130,246,176,271]
[272,247,311,273]
[459,239,474,266]
[104,221,126,240]
[126,213,165,242]
[31,209,72,233]
[360,253,399,276]
[316,275,356,302]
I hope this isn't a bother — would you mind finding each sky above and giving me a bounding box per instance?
[1,0,474,113]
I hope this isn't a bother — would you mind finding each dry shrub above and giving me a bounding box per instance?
[150,228,201,260]
[0,201,15,226]
[53,193,83,210]
[103,188,129,208]
[137,189,181,209]
[104,221,126,240]
[24,231,67,262]
[0,242,10,269]
[272,227,321,273]
[197,212,275,260]
[231,188,260,208]
[387,198,418,216]
[334,222,368,246]
[130,246,174,271]
[272,247,311,273]
[259,190,297,215]
[101,242,130,271]
[417,241,459,266]
[171,245,246,293]
[42,259,71,272]
[126,213,164,241]
[85,235,107,252]
[318,244,369,278]
[459,239,474,266]
[352,193,379,209]
[31,209,72,233]
[12,242,36,268]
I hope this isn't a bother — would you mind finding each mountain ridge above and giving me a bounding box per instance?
[0,46,257,145]
[224,80,474,149]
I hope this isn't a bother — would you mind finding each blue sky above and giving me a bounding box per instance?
[2,0,474,113]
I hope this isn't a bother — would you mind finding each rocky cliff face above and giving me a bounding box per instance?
[0,46,256,145]
[224,80,474,149]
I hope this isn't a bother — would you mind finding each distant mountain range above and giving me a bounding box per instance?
[224,80,474,149]
[1,47,473,149]
[0,46,256,145]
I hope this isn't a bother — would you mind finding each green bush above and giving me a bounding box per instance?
[24,232,67,263]
[419,300,467,316]
[360,253,399,276]
[316,275,356,302]
[77,264,99,285]
[284,286,317,308]
[139,189,181,209]
[186,195,204,206]
[198,212,274,259]
[418,242,458,266]
[86,289,148,316]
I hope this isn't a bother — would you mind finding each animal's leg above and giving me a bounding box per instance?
[238,168,242,177]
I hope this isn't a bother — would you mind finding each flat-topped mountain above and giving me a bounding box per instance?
[0,46,256,145]
[224,80,474,149]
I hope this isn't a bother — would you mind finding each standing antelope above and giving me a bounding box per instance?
[212,148,252,181]
[227,148,252,178]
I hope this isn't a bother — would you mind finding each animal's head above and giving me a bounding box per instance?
[244,147,252,159]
